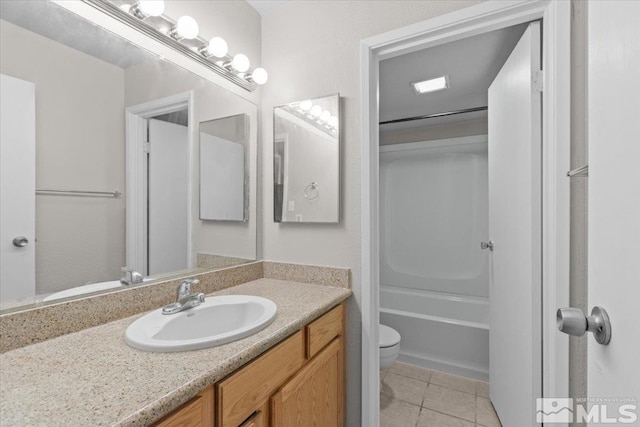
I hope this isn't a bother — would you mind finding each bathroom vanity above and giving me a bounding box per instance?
[0,274,350,426]
[157,303,344,427]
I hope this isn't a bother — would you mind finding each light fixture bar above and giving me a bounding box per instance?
[411,75,450,94]
[81,0,258,91]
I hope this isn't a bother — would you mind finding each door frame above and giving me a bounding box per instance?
[125,91,194,275]
[360,1,570,425]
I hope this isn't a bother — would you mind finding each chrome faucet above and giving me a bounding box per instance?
[120,267,143,286]
[162,279,205,315]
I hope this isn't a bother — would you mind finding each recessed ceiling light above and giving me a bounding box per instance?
[411,76,450,94]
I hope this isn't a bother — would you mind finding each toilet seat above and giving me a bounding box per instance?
[379,324,401,348]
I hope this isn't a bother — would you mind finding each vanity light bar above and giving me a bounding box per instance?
[81,0,268,92]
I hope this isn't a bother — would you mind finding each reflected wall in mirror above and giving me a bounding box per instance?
[0,1,257,312]
[274,94,340,223]
[200,114,249,222]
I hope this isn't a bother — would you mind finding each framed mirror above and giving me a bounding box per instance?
[200,114,249,222]
[0,1,257,313]
[274,94,340,223]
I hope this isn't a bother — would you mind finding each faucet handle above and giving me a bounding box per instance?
[177,279,200,300]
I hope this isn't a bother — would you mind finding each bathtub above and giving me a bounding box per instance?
[43,278,153,302]
[380,285,489,381]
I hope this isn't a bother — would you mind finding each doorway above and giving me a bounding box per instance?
[360,2,571,426]
[125,92,194,277]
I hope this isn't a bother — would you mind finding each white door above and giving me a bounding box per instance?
[587,0,640,422]
[487,22,542,427]
[147,119,188,276]
[0,74,36,303]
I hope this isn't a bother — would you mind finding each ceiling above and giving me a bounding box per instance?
[379,23,529,130]
[0,1,155,69]
[246,1,296,16]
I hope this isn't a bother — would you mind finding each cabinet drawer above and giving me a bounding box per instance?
[306,304,344,359]
[217,331,305,427]
[155,386,214,427]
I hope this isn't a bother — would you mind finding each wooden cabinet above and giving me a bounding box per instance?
[216,331,305,427]
[220,303,345,427]
[155,386,214,427]
[154,303,345,427]
[271,339,343,427]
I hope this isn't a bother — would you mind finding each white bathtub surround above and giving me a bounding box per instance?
[379,136,489,298]
[381,361,497,427]
[380,286,489,381]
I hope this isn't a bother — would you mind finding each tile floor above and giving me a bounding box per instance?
[381,362,502,427]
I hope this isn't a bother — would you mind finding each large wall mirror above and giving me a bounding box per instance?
[0,1,257,312]
[274,94,340,223]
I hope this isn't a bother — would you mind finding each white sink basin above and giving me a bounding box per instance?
[124,295,277,352]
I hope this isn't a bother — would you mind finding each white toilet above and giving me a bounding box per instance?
[379,324,401,368]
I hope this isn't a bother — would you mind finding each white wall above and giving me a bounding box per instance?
[0,20,126,294]
[259,1,482,424]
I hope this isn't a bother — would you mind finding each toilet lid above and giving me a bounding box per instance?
[379,324,401,348]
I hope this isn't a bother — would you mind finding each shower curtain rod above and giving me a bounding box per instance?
[379,106,488,125]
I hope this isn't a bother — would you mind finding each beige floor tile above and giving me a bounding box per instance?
[416,408,475,427]
[380,397,421,427]
[476,397,502,427]
[476,380,490,397]
[381,367,390,380]
[390,361,432,383]
[429,371,478,395]
[382,372,428,406]
[422,384,476,422]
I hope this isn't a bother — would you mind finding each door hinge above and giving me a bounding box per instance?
[533,70,544,92]
[143,142,151,154]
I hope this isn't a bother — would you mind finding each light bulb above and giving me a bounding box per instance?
[231,54,250,72]
[310,105,322,117]
[206,37,228,58]
[328,116,339,128]
[175,16,199,39]
[251,68,268,85]
[320,110,331,122]
[137,0,165,17]
[299,100,312,111]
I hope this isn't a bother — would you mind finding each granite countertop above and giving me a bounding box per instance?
[0,279,351,426]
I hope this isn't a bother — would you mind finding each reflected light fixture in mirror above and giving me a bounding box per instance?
[85,0,268,91]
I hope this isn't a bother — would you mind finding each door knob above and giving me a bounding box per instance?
[557,306,611,345]
[480,241,494,251]
[12,236,29,247]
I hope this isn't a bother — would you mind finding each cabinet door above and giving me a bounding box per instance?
[271,339,342,427]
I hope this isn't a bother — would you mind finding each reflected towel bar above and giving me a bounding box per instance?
[567,164,588,177]
[36,188,121,198]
